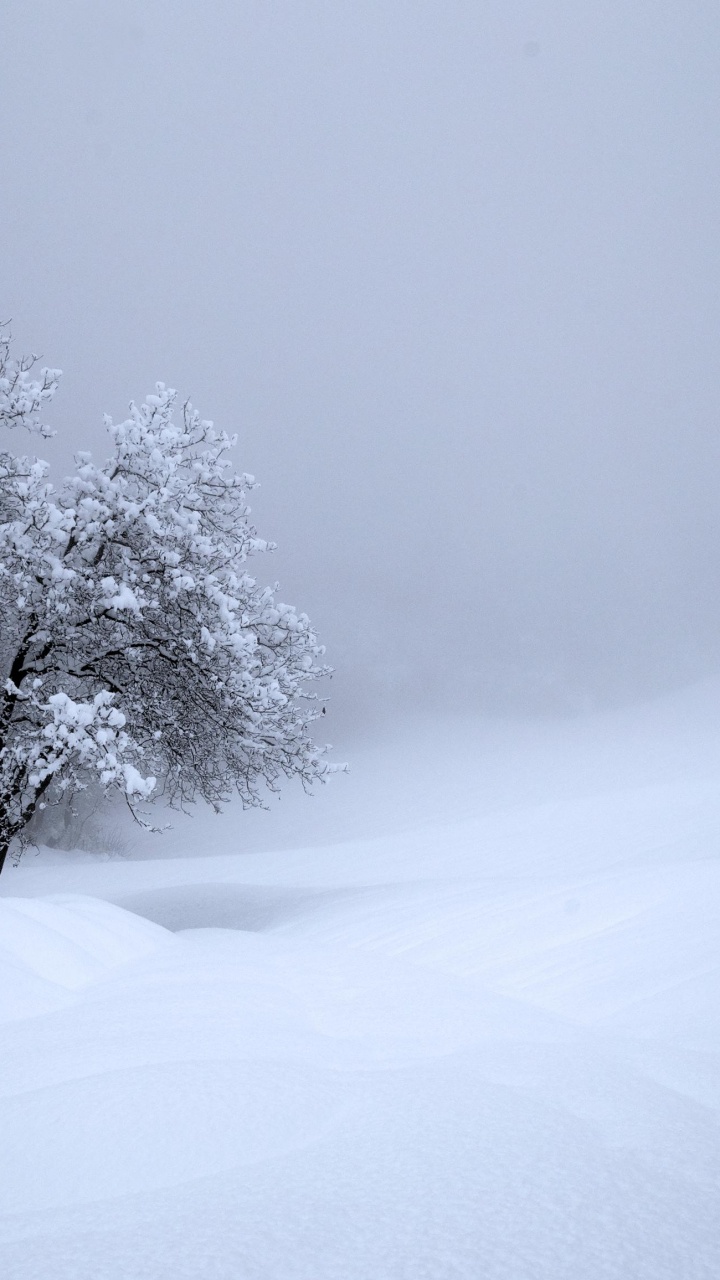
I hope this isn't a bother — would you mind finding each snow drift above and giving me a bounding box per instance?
[1,683,719,1277]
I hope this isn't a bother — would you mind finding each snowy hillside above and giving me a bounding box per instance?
[1,682,720,1278]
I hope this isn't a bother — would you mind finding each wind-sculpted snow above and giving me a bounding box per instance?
[0,895,173,1022]
[1,685,719,1277]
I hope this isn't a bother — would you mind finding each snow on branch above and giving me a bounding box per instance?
[0,324,61,438]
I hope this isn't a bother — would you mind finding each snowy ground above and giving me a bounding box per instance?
[1,681,720,1279]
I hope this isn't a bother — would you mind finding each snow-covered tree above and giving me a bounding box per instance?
[0,331,341,872]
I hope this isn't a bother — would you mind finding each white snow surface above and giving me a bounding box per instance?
[2,681,720,1278]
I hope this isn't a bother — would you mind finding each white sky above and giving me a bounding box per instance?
[2,0,720,729]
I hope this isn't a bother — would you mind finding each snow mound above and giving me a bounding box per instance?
[0,895,172,1022]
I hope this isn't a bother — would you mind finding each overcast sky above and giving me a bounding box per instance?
[2,1,720,730]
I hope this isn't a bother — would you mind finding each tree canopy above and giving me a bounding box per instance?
[0,332,341,870]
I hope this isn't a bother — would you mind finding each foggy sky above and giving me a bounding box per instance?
[2,1,720,731]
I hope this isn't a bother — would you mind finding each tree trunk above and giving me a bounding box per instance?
[0,772,56,873]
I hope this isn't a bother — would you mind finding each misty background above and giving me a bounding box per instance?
[2,0,720,740]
